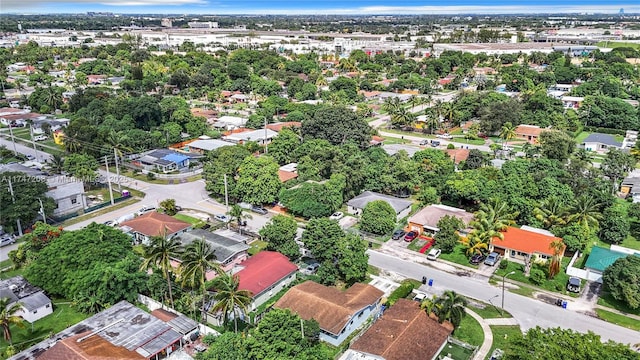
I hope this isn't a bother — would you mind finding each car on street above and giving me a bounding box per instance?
[34,135,48,141]
[251,205,268,215]
[0,234,16,247]
[430,140,441,147]
[426,248,441,260]
[567,277,581,293]
[329,212,344,220]
[302,262,320,275]
[136,206,156,216]
[484,252,501,266]
[470,253,486,265]
[391,229,406,240]
[214,214,231,223]
[404,231,418,242]
[419,139,429,146]
[102,220,117,227]
[436,133,453,139]
[26,154,35,160]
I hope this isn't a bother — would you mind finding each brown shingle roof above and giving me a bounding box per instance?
[119,212,190,237]
[38,332,146,360]
[350,299,452,360]
[266,121,302,132]
[515,124,543,137]
[446,148,470,164]
[274,281,383,335]
[278,170,298,182]
[408,204,474,230]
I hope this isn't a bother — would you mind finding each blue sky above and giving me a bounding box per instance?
[3,0,638,15]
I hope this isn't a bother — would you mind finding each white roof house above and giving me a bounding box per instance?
[213,115,247,130]
[223,128,279,145]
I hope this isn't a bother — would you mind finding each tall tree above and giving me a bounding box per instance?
[547,239,565,279]
[180,239,222,323]
[499,121,516,146]
[209,274,253,333]
[259,214,300,260]
[567,195,602,231]
[234,155,281,205]
[0,297,25,345]
[360,200,396,235]
[140,233,183,308]
[434,290,468,328]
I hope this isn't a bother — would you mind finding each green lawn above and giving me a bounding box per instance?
[596,41,640,49]
[467,301,513,319]
[494,258,572,295]
[248,240,268,256]
[595,309,640,331]
[485,325,522,360]
[574,131,591,144]
[453,313,484,347]
[438,342,475,360]
[173,214,205,226]
[597,292,640,316]
[382,137,411,145]
[0,302,89,356]
[448,137,486,146]
[439,245,477,269]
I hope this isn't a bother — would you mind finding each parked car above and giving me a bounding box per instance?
[391,229,406,240]
[237,219,247,226]
[484,252,501,266]
[426,248,442,261]
[214,214,231,223]
[419,139,429,146]
[329,212,344,220]
[0,234,16,247]
[436,133,453,139]
[33,135,48,141]
[251,205,268,215]
[412,292,427,302]
[567,277,581,293]
[136,205,156,216]
[102,220,117,227]
[431,140,441,147]
[470,253,486,265]
[303,262,320,275]
[404,231,418,242]
[26,154,35,160]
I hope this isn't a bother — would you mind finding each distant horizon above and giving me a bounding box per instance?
[2,1,639,16]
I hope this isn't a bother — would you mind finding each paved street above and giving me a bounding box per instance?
[367,250,640,345]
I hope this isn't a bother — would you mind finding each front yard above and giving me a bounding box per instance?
[494,257,573,296]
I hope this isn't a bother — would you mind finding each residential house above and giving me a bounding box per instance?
[584,246,640,283]
[621,176,640,202]
[446,148,470,164]
[347,191,413,220]
[265,121,302,132]
[514,124,544,144]
[370,135,384,146]
[547,84,573,99]
[0,276,53,323]
[622,130,638,150]
[86,74,106,85]
[213,115,247,130]
[184,137,233,155]
[360,91,381,101]
[490,226,565,263]
[382,144,421,157]
[582,133,622,153]
[132,149,201,173]
[11,300,198,360]
[407,204,474,235]
[178,229,250,274]
[278,163,299,183]
[342,298,452,360]
[274,280,384,346]
[229,93,248,103]
[223,128,279,145]
[119,212,191,245]
[230,251,298,313]
[561,96,584,109]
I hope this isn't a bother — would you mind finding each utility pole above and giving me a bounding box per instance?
[7,124,18,156]
[104,155,115,205]
[30,124,39,162]
[223,174,229,213]
[37,198,46,224]
[264,116,268,154]
[114,148,122,192]
[7,177,23,236]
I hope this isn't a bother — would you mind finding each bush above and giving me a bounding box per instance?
[385,280,415,306]
[146,172,156,180]
[499,259,508,269]
[530,269,545,285]
[447,143,456,149]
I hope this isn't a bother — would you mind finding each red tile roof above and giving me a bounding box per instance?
[278,170,298,183]
[515,124,544,137]
[492,227,564,256]
[266,121,302,132]
[350,298,451,360]
[446,148,470,164]
[236,251,298,297]
[119,212,191,237]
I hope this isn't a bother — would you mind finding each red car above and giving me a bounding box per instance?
[404,231,418,242]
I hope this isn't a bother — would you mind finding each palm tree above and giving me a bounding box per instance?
[460,228,492,256]
[473,199,518,233]
[227,204,252,233]
[567,195,602,231]
[548,239,565,279]
[499,122,516,147]
[0,297,25,345]
[425,108,440,135]
[45,86,63,111]
[48,154,64,174]
[209,274,253,333]
[441,102,456,130]
[533,197,569,229]
[390,107,415,129]
[180,239,223,323]
[140,232,183,308]
[382,97,401,115]
[434,290,468,328]
[420,294,440,319]
[631,141,640,161]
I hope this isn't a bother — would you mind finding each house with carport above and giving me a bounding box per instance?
[347,191,413,220]
[274,280,384,346]
[178,229,250,273]
[341,298,452,360]
[583,246,640,283]
[489,226,565,263]
[119,212,191,245]
[407,204,474,236]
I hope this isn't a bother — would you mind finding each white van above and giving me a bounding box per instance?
[0,234,16,247]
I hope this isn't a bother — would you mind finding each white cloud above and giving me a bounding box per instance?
[3,0,207,10]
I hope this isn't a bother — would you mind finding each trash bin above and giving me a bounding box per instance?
[422,276,427,284]
[428,279,434,286]
[562,301,568,309]
[122,190,130,197]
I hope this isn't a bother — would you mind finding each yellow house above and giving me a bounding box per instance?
[53,130,64,145]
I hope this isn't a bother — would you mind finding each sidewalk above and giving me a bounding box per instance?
[465,309,492,360]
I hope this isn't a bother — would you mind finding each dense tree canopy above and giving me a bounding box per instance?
[603,255,640,310]
[301,106,371,148]
[360,200,396,235]
[0,172,55,232]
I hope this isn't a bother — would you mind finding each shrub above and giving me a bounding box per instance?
[146,172,156,180]
[499,259,508,269]
[385,280,415,306]
[530,269,545,285]
[447,143,456,149]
